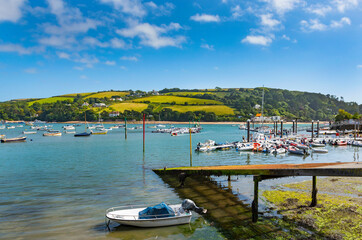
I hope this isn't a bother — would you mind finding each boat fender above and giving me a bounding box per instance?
[181,199,207,214]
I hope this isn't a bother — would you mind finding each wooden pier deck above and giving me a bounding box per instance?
[153,162,362,223]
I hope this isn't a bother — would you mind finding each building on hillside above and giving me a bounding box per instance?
[93,103,106,108]
[151,90,159,95]
[252,115,281,122]
[82,102,89,107]
[110,97,123,101]
[109,111,120,117]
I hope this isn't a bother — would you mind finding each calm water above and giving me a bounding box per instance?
[0,124,359,239]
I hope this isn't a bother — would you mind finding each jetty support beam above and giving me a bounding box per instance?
[252,176,259,222]
[310,176,317,207]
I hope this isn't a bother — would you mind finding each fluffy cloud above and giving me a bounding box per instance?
[24,68,37,74]
[333,0,359,13]
[117,22,185,49]
[145,2,175,16]
[241,35,273,46]
[100,0,146,17]
[264,0,301,15]
[82,37,127,49]
[190,14,220,22]
[120,56,139,61]
[301,17,351,31]
[330,17,351,28]
[306,4,332,16]
[260,13,280,28]
[0,43,43,55]
[0,0,26,22]
[301,19,327,31]
[105,60,116,65]
[201,43,214,50]
[231,5,243,19]
[357,65,362,68]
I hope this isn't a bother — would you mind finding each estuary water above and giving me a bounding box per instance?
[0,124,359,239]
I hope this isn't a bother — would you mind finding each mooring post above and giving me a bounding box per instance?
[125,116,127,140]
[252,176,259,222]
[295,118,298,134]
[247,119,250,142]
[273,121,276,137]
[292,120,295,134]
[276,121,278,136]
[280,120,283,138]
[317,120,319,138]
[143,113,145,153]
[189,125,192,167]
[310,176,317,207]
[311,120,314,140]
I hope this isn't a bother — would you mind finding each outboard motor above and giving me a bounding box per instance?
[181,199,207,214]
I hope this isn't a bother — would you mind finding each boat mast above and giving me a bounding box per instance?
[261,86,264,128]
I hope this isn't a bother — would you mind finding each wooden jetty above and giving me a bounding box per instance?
[153,162,362,223]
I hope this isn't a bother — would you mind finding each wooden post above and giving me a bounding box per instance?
[292,120,295,134]
[252,176,259,222]
[247,120,250,142]
[143,113,145,153]
[311,120,314,139]
[295,118,298,134]
[310,176,317,207]
[276,121,278,136]
[281,120,283,138]
[125,116,127,139]
[274,121,276,137]
[189,127,192,167]
[317,120,319,138]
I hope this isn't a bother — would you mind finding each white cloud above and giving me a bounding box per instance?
[333,0,358,13]
[117,22,186,49]
[57,52,71,59]
[241,35,273,46]
[24,68,37,74]
[39,35,76,48]
[306,4,332,16]
[120,65,127,70]
[264,0,301,15]
[222,0,227,3]
[73,66,84,71]
[80,75,87,79]
[330,17,351,28]
[214,66,219,70]
[120,56,139,61]
[100,0,146,17]
[0,0,26,22]
[260,13,280,28]
[145,2,175,16]
[105,60,116,65]
[357,65,362,68]
[190,13,220,22]
[282,34,290,40]
[231,5,243,19]
[201,43,214,50]
[0,44,32,55]
[301,19,327,31]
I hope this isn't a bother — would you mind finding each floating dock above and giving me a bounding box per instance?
[153,162,362,224]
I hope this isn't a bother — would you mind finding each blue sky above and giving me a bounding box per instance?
[0,0,361,103]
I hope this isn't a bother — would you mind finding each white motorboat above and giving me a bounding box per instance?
[312,148,328,153]
[106,204,191,227]
[23,131,37,134]
[270,147,287,155]
[310,143,326,147]
[63,125,75,130]
[236,143,253,151]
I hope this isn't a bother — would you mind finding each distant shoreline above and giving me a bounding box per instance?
[59,120,330,125]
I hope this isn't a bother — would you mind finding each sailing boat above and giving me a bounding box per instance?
[91,113,108,135]
[74,113,92,137]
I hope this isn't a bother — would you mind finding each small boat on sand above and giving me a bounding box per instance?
[106,199,205,228]
[1,136,26,143]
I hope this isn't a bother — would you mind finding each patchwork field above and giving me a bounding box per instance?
[165,105,234,115]
[59,92,95,97]
[107,103,148,113]
[133,95,222,105]
[85,91,129,99]
[28,97,73,105]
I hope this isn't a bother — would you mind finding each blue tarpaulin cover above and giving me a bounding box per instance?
[138,202,175,219]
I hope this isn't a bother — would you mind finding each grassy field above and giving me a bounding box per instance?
[85,91,129,99]
[165,105,234,115]
[106,103,148,113]
[165,91,215,96]
[58,92,95,97]
[133,95,222,105]
[28,97,73,105]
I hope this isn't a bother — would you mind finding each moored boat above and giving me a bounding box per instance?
[23,131,37,134]
[43,130,62,136]
[1,136,26,143]
[312,148,328,153]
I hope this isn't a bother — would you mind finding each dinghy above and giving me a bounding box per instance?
[106,199,206,228]
[1,136,26,143]
[312,148,328,153]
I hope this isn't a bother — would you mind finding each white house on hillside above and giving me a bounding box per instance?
[109,111,120,117]
[93,103,106,108]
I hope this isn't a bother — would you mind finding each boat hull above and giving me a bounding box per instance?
[1,137,26,143]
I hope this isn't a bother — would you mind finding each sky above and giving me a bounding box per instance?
[0,0,361,103]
